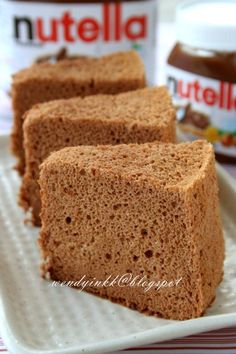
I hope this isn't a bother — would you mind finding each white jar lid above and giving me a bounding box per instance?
[176,0,236,52]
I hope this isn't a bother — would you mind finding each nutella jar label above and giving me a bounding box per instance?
[167,65,236,158]
[0,0,157,88]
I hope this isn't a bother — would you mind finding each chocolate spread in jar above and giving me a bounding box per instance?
[0,0,157,87]
[166,0,236,163]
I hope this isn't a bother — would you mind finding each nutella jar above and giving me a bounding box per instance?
[0,0,157,88]
[166,0,236,163]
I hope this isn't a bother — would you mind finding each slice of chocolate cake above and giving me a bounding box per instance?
[39,140,224,320]
[11,50,146,175]
[20,86,176,226]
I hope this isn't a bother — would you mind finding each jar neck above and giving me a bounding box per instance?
[178,41,236,57]
[168,42,236,83]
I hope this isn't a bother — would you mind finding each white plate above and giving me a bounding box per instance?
[0,134,236,354]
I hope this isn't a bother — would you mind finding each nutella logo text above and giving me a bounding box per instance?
[167,75,236,111]
[13,4,147,45]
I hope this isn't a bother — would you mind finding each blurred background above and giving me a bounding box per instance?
[159,0,183,21]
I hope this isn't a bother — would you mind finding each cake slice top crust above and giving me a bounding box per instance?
[24,87,175,127]
[41,140,214,189]
[13,51,145,84]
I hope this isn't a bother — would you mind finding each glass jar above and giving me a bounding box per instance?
[166,0,236,163]
[0,0,157,89]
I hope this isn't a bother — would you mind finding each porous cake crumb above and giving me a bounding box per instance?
[11,50,146,174]
[39,140,224,320]
[20,86,176,226]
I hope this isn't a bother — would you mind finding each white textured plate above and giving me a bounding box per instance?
[0,134,236,354]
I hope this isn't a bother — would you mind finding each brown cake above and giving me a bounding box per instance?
[11,50,146,175]
[39,140,224,320]
[20,86,176,226]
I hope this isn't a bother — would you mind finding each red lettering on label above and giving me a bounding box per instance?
[203,88,217,106]
[125,16,146,40]
[168,75,236,112]
[16,4,148,44]
[193,81,200,102]
[177,81,192,99]
[103,3,110,41]
[36,18,58,42]
[219,82,225,109]
[115,3,121,41]
[227,83,233,110]
[61,12,75,42]
[78,18,99,42]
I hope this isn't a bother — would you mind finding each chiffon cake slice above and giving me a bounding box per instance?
[39,140,224,320]
[11,50,146,175]
[20,86,176,226]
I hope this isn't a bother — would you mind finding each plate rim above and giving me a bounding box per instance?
[0,133,236,354]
